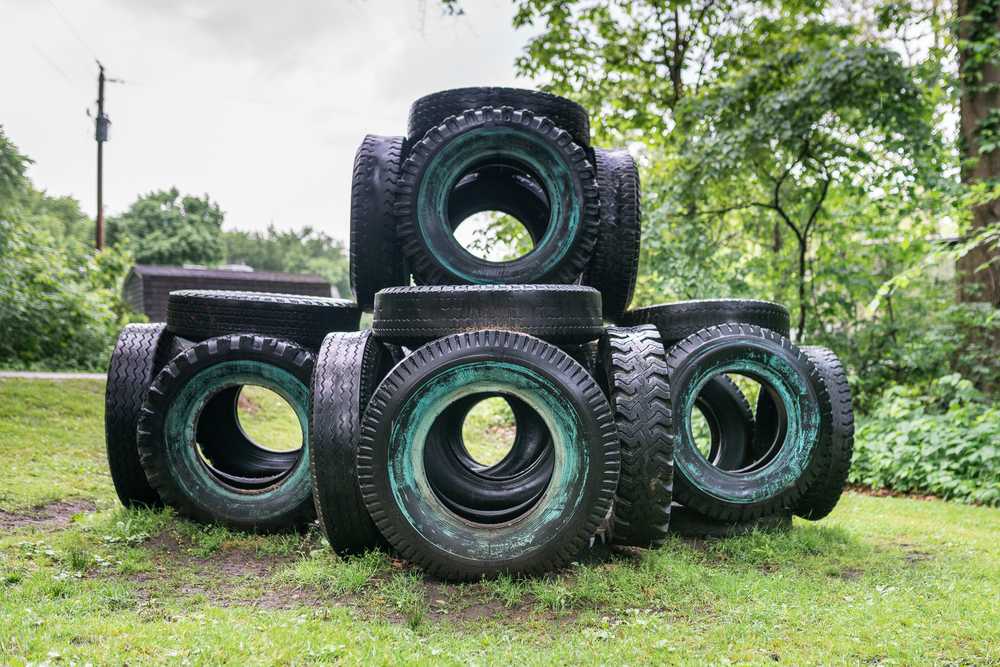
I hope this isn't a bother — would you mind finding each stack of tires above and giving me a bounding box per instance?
[104,87,853,581]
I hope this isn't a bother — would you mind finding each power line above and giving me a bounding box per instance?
[31,42,77,88]
[45,0,99,62]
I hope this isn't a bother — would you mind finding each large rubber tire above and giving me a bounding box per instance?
[396,107,599,286]
[407,87,590,148]
[167,290,360,351]
[582,148,641,322]
[105,323,173,508]
[310,331,397,554]
[350,135,410,311]
[371,284,603,347]
[137,335,316,532]
[665,324,831,522]
[596,326,673,548]
[621,299,790,341]
[357,330,619,580]
[449,165,550,244]
[794,347,854,520]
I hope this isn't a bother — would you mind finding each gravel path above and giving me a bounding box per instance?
[0,371,105,381]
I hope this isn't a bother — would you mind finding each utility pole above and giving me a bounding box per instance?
[94,61,110,250]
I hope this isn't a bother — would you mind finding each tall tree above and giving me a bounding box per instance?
[957,0,1000,305]
[107,188,225,266]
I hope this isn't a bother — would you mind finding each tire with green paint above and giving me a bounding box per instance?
[407,87,591,148]
[137,335,316,532]
[582,148,641,322]
[372,284,604,347]
[310,331,396,554]
[350,135,409,311]
[664,324,831,522]
[596,325,673,548]
[395,106,599,286]
[794,347,854,520]
[105,323,173,508]
[695,375,755,471]
[357,330,619,580]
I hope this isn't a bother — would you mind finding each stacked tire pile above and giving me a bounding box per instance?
[105,87,853,581]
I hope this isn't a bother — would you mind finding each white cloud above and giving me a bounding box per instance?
[1,0,535,242]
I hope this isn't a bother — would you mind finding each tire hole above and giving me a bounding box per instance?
[460,396,517,466]
[235,385,303,453]
[453,212,535,261]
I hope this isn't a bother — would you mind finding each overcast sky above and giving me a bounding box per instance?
[2,0,536,243]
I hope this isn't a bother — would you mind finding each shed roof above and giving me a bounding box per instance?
[128,264,328,284]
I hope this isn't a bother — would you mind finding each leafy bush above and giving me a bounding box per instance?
[0,218,137,371]
[850,374,1000,506]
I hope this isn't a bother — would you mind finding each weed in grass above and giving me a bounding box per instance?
[381,572,429,630]
[273,549,389,596]
[99,507,173,546]
[482,573,527,608]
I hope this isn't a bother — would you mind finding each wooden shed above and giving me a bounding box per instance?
[122,265,333,322]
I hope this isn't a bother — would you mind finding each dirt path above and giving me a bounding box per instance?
[0,371,105,381]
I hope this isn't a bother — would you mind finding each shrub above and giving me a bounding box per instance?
[850,374,1000,506]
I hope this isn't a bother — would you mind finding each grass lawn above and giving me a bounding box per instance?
[1,378,998,665]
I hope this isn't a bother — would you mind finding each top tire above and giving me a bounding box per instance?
[350,135,410,311]
[407,87,590,148]
[395,106,599,286]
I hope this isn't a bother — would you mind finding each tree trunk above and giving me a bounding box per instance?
[957,0,1000,306]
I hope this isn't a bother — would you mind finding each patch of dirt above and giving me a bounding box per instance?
[835,568,863,581]
[0,499,96,531]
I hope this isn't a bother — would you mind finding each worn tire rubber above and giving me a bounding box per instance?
[310,331,396,554]
[794,347,854,520]
[357,330,619,580]
[665,324,831,522]
[372,285,603,347]
[137,335,316,532]
[407,87,590,148]
[622,299,790,342]
[449,165,550,244]
[582,148,641,322]
[350,135,410,310]
[696,375,755,471]
[105,323,173,508]
[396,106,599,286]
[596,326,673,548]
[167,290,360,351]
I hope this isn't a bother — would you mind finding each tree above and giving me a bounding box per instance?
[224,225,350,297]
[107,188,225,266]
[957,0,1000,305]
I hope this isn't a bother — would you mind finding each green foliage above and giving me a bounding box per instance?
[851,374,1000,505]
[223,225,349,297]
[107,188,225,266]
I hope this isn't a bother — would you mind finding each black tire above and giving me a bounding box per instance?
[668,503,792,538]
[582,148,641,322]
[621,299,790,342]
[664,324,831,522]
[105,323,172,508]
[449,165,550,244]
[371,284,603,347]
[357,330,619,580]
[310,331,396,554]
[137,335,316,532]
[166,290,360,351]
[794,347,854,520]
[596,326,673,548]
[396,107,599,286]
[350,135,410,310]
[407,87,590,148]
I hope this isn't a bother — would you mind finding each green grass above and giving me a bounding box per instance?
[1,378,999,665]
